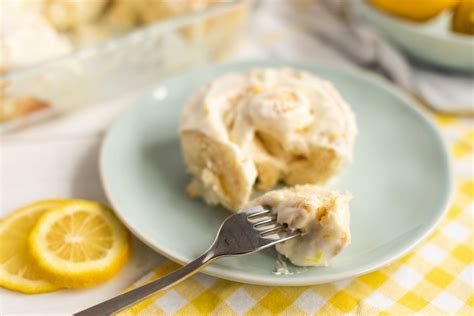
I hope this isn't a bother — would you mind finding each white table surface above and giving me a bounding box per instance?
[1,90,166,315]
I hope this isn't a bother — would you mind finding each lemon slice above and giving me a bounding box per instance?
[29,200,130,288]
[0,200,65,294]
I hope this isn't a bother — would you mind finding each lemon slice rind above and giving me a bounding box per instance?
[28,200,130,288]
[0,200,65,294]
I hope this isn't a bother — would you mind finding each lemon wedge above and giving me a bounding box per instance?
[29,200,130,288]
[0,200,65,294]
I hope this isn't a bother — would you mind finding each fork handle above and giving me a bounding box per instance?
[74,250,217,316]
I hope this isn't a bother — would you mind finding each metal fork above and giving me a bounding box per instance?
[75,206,302,316]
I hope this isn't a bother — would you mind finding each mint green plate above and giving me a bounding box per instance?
[100,60,452,285]
[353,0,474,71]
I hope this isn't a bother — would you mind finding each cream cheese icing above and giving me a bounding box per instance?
[180,68,356,159]
[180,68,357,210]
[0,0,73,70]
[244,185,351,267]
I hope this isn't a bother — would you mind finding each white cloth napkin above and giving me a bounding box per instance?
[243,0,473,114]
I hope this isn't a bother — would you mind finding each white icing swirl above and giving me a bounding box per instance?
[243,185,351,267]
[180,68,356,191]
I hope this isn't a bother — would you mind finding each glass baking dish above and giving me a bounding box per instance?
[0,1,250,133]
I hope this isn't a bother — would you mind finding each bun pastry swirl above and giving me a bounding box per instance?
[243,185,351,266]
[180,68,356,211]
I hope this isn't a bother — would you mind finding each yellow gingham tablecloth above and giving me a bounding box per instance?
[118,114,473,315]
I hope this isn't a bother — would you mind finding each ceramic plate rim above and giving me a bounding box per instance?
[99,60,453,286]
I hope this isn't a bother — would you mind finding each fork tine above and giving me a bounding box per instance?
[276,230,304,243]
[260,223,284,236]
[254,215,277,227]
[260,229,304,247]
[246,206,272,218]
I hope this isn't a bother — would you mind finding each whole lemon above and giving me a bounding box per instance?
[452,0,474,35]
[369,0,459,22]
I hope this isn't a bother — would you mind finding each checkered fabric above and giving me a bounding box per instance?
[119,114,473,315]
